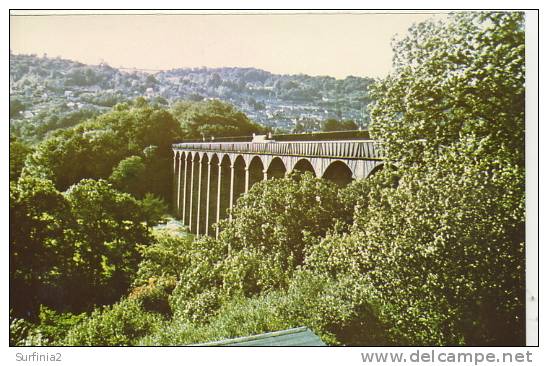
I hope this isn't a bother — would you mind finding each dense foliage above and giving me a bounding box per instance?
[10,177,153,318]
[321,118,358,132]
[29,109,99,142]
[365,12,525,345]
[22,101,182,200]
[9,136,31,181]
[307,144,525,345]
[10,177,76,318]
[370,12,524,167]
[171,99,266,139]
[168,172,349,321]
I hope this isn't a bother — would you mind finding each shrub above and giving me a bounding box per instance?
[129,276,176,317]
[167,235,229,322]
[215,172,349,294]
[140,270,388,346]
[133,232,194,287]
[10,310,36,346]
[63,298,163,346]
[138,194,168,225]
[28,306,86,346]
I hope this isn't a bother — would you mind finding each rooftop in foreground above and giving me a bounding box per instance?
[192,327,326,347]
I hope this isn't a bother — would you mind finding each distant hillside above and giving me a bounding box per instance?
[9,53,374,141]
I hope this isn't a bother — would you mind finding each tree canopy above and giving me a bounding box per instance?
[171,99,266,139]
[321,119,358,132]
[10,177,154,318]
[369,12,524,167]
[9,136,31,181]
[22,103,182,200]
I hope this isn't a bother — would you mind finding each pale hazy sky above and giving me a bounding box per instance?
[10,12,439,79]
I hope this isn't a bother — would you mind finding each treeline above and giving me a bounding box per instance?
[10,53,373,139]
[160,66,373,104]
[10,12,525,346]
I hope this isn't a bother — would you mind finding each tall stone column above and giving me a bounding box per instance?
[216,162,222,238]
[188,154,195,233]
[181,154,188,225]
[245,167,250,193]
[229,163,235,221]
[173,150,178,176]
[173,151,178,214]
[263,169,268,181]
[177,153,183,219]
[205,161,211,236]
[196,156,203,236]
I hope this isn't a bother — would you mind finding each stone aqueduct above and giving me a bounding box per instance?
[172,137,383,237]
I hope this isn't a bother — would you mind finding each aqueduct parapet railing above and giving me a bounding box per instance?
[173,140,383,160]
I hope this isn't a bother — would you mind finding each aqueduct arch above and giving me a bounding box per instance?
[267,157,287,179]
[292,159,316,176]
[322,160,353,186]
[248,156,265,189]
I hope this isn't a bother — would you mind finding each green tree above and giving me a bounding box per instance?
[9,136,32,181]
[293,118,321,133]
[222,172,347,271]
[109,155,147,197]
[65,67,99,86]
[9,177,76,317]
[145,74,158,88]
[109,146,173,203]
[65,179,152,309]
[369,12,524,167]
[138,193,168,226]
[22,128,122,190]
[321,119,358,132]
[171,99,265,139]
[133,232,194,288]
[23,104,182,201]
[31,109,98,141]
[10,176,157,319]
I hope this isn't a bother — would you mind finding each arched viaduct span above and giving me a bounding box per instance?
[172,139,383,237]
